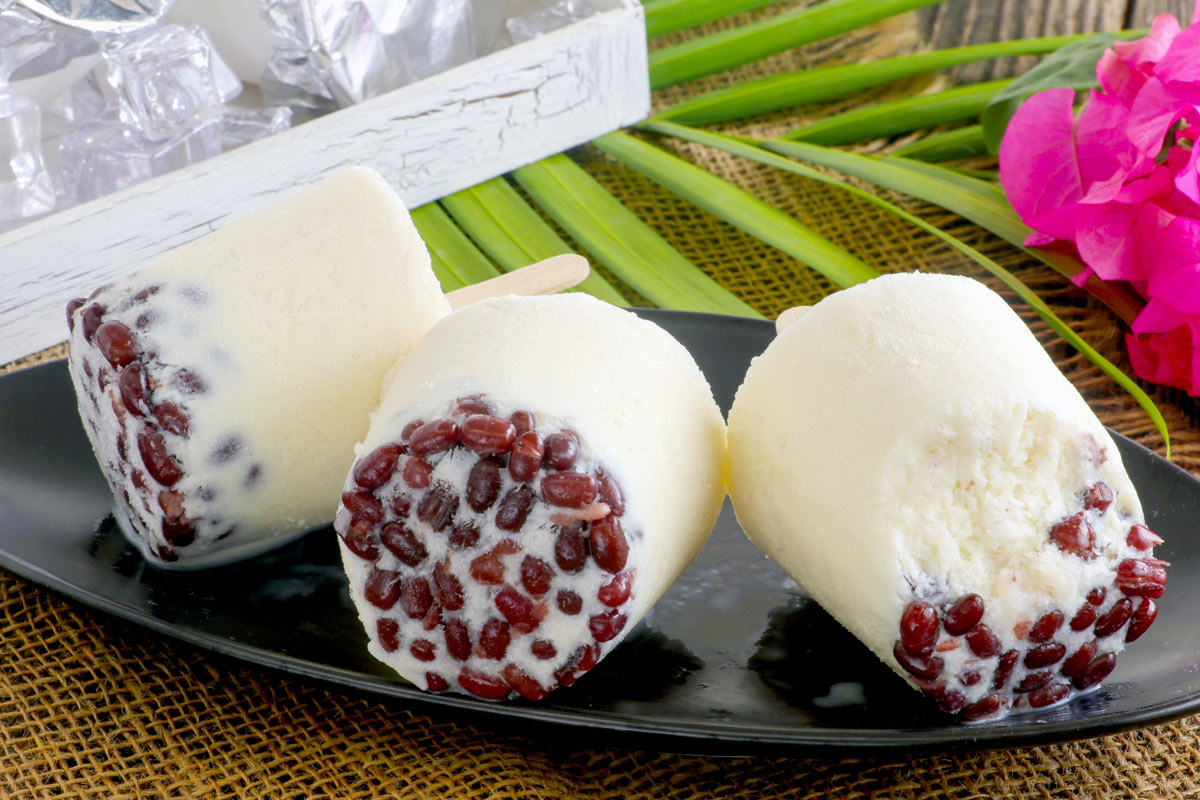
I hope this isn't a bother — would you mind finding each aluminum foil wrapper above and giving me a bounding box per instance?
[15,0,175,33]
[259,0,477,112]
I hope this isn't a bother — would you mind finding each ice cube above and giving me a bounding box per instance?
[0,92,56,227]
[219,104,291,151]
[57,112,220,202]
[506,0,597,44]
[100,23,240,142]
[259,0,476,110]
[0,4,97,85]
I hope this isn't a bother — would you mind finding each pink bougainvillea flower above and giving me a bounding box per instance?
[1000,3,1200,393]
[1099,13,1182,101]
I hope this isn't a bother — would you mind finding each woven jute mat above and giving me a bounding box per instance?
[5,4,1200,798]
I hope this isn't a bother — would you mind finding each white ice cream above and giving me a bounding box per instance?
[336,294,727,698]
[728,273,1160,716]
[68,167,450,567]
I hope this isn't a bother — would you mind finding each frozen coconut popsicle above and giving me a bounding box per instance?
[333,294,726,700]
[66,168,452,568]
[727,273,1166,720]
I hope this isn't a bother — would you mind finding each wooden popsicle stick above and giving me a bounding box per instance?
[445,254,590,310]
[775,305,811,335]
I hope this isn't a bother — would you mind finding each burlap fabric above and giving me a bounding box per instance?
[4,4,1200,798]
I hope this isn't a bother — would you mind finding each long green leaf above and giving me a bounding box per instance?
[512,155,763,317]
[757,139,1146,325]
[593,132,879,289]
[649,0,945,88]
[440,178,630,306]
[643,120,1170,456]
[784,80,1009,145]
[655,32,1094,125]
[411,203,501,292]
[643,0,780,39]
[891,124,989,160]
[980,33,1121,153]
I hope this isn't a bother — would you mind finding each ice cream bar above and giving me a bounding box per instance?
[727,273,1166,720]
[66,168,451,568]
[334,294,726,700]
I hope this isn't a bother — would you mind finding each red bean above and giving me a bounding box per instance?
[425,673,449,691]
[417,483,458,532]
[891,641,943,680]
[453,395,495,417]
[900,601,940,656]
[81,303,106,343]
[589,610,628,643]
[1116,559,1167,598]
[595,468,626,517]
[118,364,149,416]
[443,619,471,660]
[925,683,966,714]
[409,419,459,457]
[1049,512,1096,559]
[341,519,380,561]
[410,640,436,662]
[965,624,1001,658]
[554,525,588,573]
[341,491,383,523]
[588,517,628,573]
[458,668,510,700]
[153,402,190,437]
[380,522,427,567]
[94,321,138,369]
[1024,643,1067,669]
[1061,641,1097,679]
[543,431,579,470]
[449,523,480,549]
[1082,482,1113,513]
[432,559,464,611]
[1070,603,1098,632]
[402,457,432,489]
[598,571,633,607]
[495,486,534,531]
[1126,598,1158,643]
[353,443,403,490]
[1094,598,1134,638]
[962,694,1007,721]
[541,472,599,508]
[1126,524,1164,551]
[466,459,502,512]
[992,650,1019,690]
[364,569,403,610]
[503,664,549,701]
[400,577,433,618]
[942,594,984,636]
[495,586,544,633]
[531,640,557,660]
[478,618,511,660]
[377,619,400,652]
[1072,653,1116,690]
[556,590,582,615]
[459,415,516,456]
[1028,682,1071,708]
[508,432,544,482]
[520,556,553,596]
[510,410,534,435]
[137,429,183,486]
[1028,610,1065,644]
[66,297,85,331]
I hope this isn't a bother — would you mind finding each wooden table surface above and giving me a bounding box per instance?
[921,0,1192,82]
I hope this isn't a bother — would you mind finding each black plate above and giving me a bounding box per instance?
[2,310,1199,756]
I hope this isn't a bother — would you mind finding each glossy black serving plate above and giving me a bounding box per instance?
[1,310,1198,756]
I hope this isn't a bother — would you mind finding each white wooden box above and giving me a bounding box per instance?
[0,0,648,367]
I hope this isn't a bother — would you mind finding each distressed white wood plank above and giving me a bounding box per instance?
[0,0,648,367]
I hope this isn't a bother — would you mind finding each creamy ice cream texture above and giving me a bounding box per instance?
[728,272,1166,719]
[67,167,451,567]
[334,293,727,700]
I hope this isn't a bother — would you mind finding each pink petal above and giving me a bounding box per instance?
[1127,77,1190,155]
[1148,262,1200,314]
[1023,231,1057,247]
[1074,202,1145,281]
[1076,89,1155,198]
[1125,324,1198,393]
[1097,48,1143,101]
[1000,89,1083,226]
[1114,13,1181,68]
[1176,143,1200,204]
[1155,22,1200,97]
